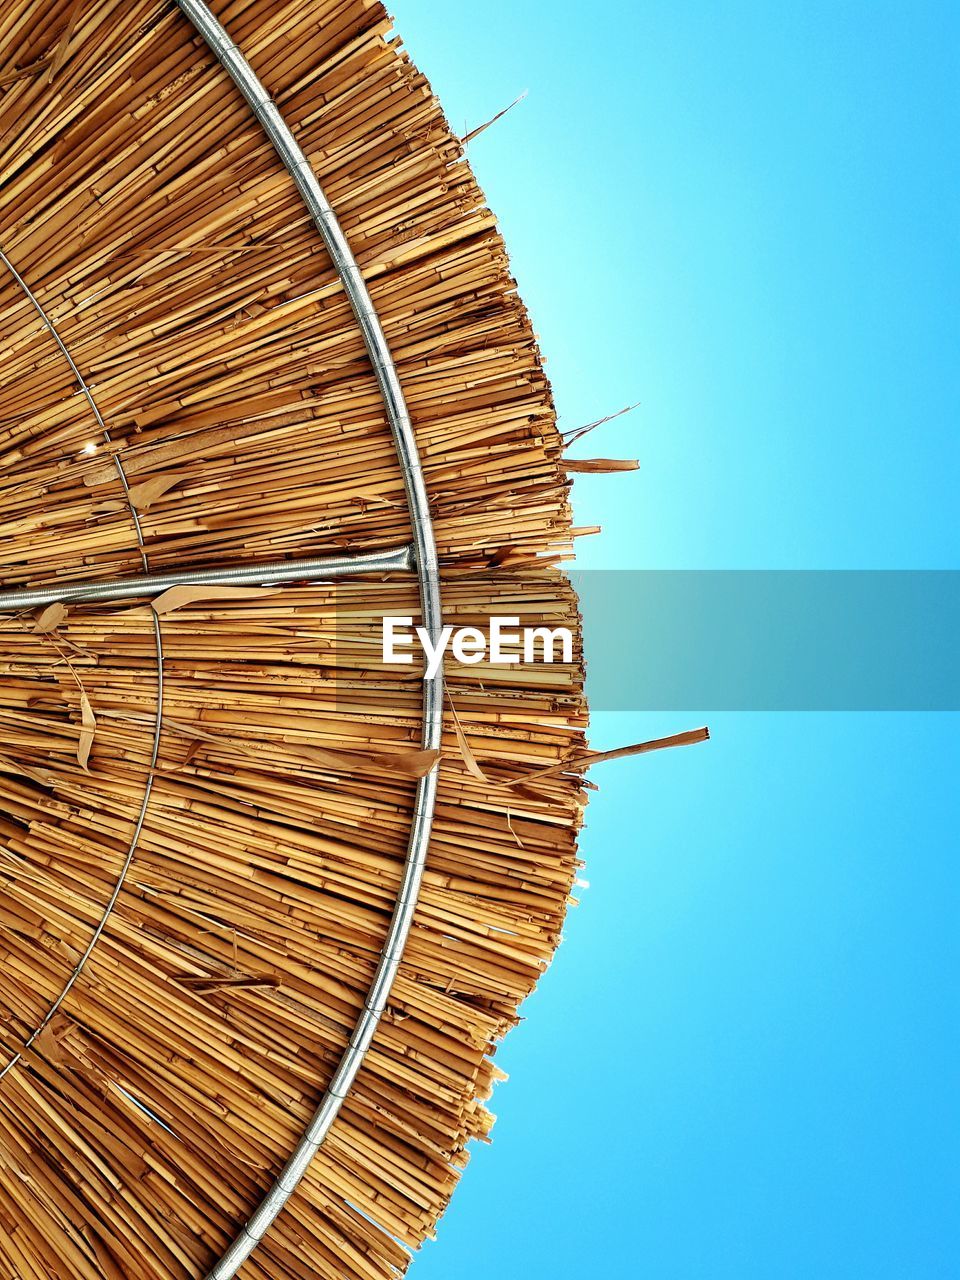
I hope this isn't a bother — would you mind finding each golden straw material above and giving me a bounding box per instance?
[0,2,651,1277]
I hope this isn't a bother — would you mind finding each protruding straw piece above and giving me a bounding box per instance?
[461,91,528,145]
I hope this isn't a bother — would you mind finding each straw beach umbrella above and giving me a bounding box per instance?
[0,3,702,1276]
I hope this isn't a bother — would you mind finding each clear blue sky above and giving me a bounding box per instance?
[395,3,958,1277]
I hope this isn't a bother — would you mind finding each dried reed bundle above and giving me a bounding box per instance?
[0,2,598,1277]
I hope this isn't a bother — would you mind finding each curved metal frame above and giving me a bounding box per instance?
[173,4,444,1275]
[0,247,166,1082]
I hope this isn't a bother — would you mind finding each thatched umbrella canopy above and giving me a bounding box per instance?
[0,2,599,1278]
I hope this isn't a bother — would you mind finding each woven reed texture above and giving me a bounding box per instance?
[0,2,588,1277]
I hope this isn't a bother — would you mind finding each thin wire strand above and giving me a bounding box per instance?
[0,247,166,1080]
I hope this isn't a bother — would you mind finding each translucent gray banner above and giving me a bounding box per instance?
[573,570,958,711]
[333,569,957,712]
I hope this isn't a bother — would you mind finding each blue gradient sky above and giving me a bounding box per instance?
[394,3,958,1277]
